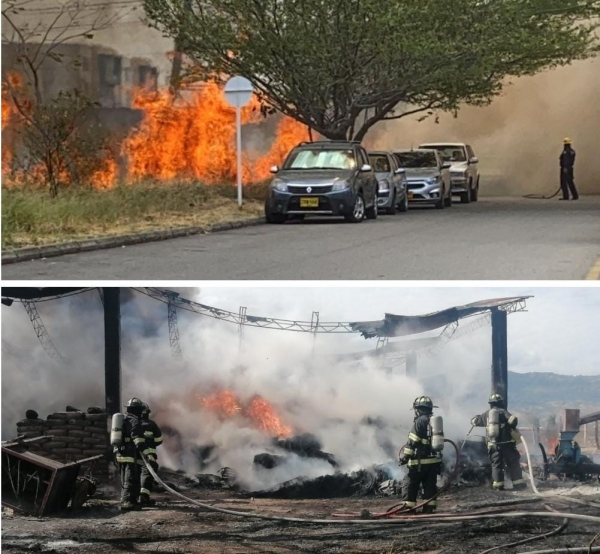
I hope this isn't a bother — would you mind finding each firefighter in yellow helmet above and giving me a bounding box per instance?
[559,138,579,200]
[471,393,526,491]
[399,396,442,513]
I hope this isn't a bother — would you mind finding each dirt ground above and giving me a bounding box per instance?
[2,478,600,554]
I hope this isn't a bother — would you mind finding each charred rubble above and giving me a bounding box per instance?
[254,433,337,469]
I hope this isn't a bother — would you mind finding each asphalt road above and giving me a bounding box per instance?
[4,197,600,280]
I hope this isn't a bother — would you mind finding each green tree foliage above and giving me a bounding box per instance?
[143,0,600,140]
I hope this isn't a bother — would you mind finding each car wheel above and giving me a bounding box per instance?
[365,197,378,220]
[461,180,472,204]
[345,194,365,223]
[398,191,408,213]
[265,203,287,224]
[435,187,445,209]
[386,192,397,215]
[471,178,479,202]
[445,188,453,207]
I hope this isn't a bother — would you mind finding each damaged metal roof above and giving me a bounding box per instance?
[349,297,531,338]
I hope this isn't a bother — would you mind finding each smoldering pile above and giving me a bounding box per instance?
[250,465,401,499]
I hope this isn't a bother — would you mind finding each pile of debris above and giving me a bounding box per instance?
[15,407,109,475]
[456,437,491,486]
[254,433,337,469]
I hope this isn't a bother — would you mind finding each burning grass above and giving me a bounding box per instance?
[1,182,267,249]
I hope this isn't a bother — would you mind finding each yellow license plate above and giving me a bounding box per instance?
[299,197,319,208]
[408,191,414,199]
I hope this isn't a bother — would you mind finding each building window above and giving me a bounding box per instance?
[98,53,122,105]
[138,65,158,89]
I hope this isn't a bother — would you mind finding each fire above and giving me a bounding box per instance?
[200,390,243,419]
[2,74,311,188]
[199,389,292,438]
[123,82,309,185]
[245,395,293,438]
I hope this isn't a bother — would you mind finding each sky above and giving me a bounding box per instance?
[1,285,599,486]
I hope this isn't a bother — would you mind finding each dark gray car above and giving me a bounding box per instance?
[265,141,379,224]
[368,150,408,214]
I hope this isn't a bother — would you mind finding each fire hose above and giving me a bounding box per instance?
[139,450,600,526]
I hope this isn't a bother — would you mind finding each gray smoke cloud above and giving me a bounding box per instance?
[367,58,600,196]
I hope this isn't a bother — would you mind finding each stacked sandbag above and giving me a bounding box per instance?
[16,406,110,475]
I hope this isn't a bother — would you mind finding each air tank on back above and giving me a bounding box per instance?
[430,415,445,452]
[110,413,125,447]
[487,408,500,440]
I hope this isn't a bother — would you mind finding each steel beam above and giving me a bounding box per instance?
[103,288,121,417]
[491,308,508,408]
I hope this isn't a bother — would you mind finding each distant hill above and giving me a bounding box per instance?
[509,371,600,418]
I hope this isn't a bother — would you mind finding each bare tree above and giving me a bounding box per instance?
[1,0,130,194]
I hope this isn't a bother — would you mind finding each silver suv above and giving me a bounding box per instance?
[419,143,479,203]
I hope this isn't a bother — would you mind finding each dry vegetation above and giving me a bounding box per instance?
[1,182,267,249]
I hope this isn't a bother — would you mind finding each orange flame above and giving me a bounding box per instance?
[2,75,311,188]
[199,389,292,438]
[200,390,243,419]
[122,82,309,185]
[245,395,293,438]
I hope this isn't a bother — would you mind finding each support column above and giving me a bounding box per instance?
[406,352,417,376]
[491,308,508,409]
[104,287,122,417]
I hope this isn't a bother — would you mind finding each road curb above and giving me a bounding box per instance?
[1,217,265,265]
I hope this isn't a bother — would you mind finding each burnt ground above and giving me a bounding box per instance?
[2,480,600,554]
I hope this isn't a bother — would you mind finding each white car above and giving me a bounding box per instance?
[419,143,479,203]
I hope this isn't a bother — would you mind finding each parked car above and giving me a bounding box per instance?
[368,150,408,214]
[393,149,452,209]
[418,142,479,203]
[265,141,379,223]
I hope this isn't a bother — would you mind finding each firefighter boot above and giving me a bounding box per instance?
[421,505,436,514]
[512,482,527,491]
[119,501,142,511]
[139,493,156,506]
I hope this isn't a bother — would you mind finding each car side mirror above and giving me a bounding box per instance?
[441,161,452,169]
[469,157,478,164]
[360,164,372,172]
[394,168,406,174]
[270,165,279,174]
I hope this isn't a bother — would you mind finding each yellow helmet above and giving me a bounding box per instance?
[563,137,572,144]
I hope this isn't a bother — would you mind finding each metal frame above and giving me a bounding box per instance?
[21,300,65,363]
[168,300,183,360]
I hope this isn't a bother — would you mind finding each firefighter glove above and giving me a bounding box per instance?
[399,456,409,466]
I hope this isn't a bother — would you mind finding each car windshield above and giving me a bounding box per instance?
[368,154,390,173]
[394,151,437,168]
[422,145,467,162]
[285,148,356,170]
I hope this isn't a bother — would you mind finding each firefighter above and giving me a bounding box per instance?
[559,138,579,200]
[139,402,162,506]
[399,396,442,513]
[115,397,146,511]
[471,393,526,491]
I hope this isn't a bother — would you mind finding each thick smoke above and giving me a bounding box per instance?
[0,288,510,491]
[368,58,600,196]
